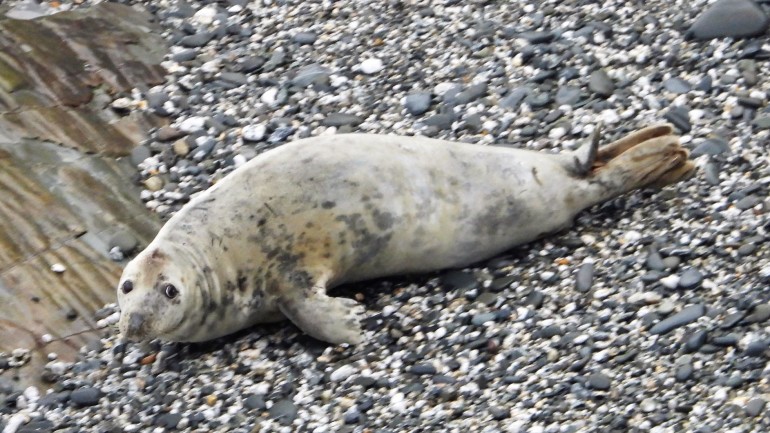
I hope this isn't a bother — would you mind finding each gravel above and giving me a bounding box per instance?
[2,0,770,432]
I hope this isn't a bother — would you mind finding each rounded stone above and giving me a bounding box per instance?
[587,373,611,390]
[689,0,769,40]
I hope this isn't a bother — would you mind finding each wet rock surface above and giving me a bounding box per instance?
[0,2,164,389]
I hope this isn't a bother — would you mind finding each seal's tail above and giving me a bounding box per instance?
[575,123,695,206]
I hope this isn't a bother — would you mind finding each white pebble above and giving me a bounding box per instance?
[261,87,279,105]
[640,398,658,412]
[192,5,218,25]
[3,413,29,433]
[179,117,207,133]
[50,263,66,273]
[389,392,406,413]
[242,124,266,141]
[620,230,642,244]
[22,386,39,404]
[330,364,357,382]
[233,154,248,168]
[433,82,456,96]
[600,109,620,124]
[381,305,398,316]
[359,58,384,74]
[108,246,124,261]
[548,126,567,139]
[96,311,120,328]
[659,275,680,289]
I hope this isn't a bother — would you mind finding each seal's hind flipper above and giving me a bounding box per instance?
[278,286,365,345]
[583,124,695,206]
[571,122,602,176]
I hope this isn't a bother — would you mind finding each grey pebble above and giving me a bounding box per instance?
[179,31,214,48]
[154,413,182,429]
[688,0,769,40]
[744,339,769,356]
[662,256,681,270]
[404,93,432,116]
[490,406,509,420]
[678,268,704,289]
[555,86,581,106]
[589,69,614,98]
[674,362,693,381]
[721,311,746,329]
[130,145,151,166]
[752,116,770,130]
[646,248,666,271]
[269,399,298,425]
[586,373,611,390]
[575,262,594,292]
[291,64,331,87]
[423,113,454,130]
[704,161,721,185]
[244,394,266,410]
[322,113,364,127]
[410,363,437,375]
[726,371,743,388]
[70,387,102,407]
[735,195,760,210]
[684,329,708,352]
[172,48,197,62]
[441,271,477,291]
[664,106,692,132]
[691,138,730,157]
[649,304,706,335]
[517,31,555,44]
[108,230,138,254]
[471,312,497,326]
[268,126,295,143]
[343,408,361,424]
[499,87,531,109]
[526,92,551,108]
[744,304,770,324]
[454,82,488,105]
[663,77,691,94]
[745,398,766,417]
[219,72,248,86]
[711,334,739,346]
[292,31,317,45]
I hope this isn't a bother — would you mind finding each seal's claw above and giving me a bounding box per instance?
[278,291,365,346]
[571,122,602,176]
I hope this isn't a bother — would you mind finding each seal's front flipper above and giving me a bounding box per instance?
[278,287,365,345]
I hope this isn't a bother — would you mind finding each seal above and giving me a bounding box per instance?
[117,124,694,345]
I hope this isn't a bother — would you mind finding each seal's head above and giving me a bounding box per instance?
[117,247,194,342]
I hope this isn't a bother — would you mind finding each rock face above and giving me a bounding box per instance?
[0,2,167,154]
[0,3,165,385]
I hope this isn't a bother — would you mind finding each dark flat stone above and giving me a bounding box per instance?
[649,304,706,335]
[689,0,769,40]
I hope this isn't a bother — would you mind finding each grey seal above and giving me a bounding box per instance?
[117,124,694,344]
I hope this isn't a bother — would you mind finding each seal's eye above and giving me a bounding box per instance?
[121,280,133,294]
[164,283,179,299]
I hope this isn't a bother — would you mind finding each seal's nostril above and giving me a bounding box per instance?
[127,313,144,336]
[121,280,133,294]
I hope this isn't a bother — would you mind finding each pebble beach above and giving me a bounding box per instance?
[1,0,770,432]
